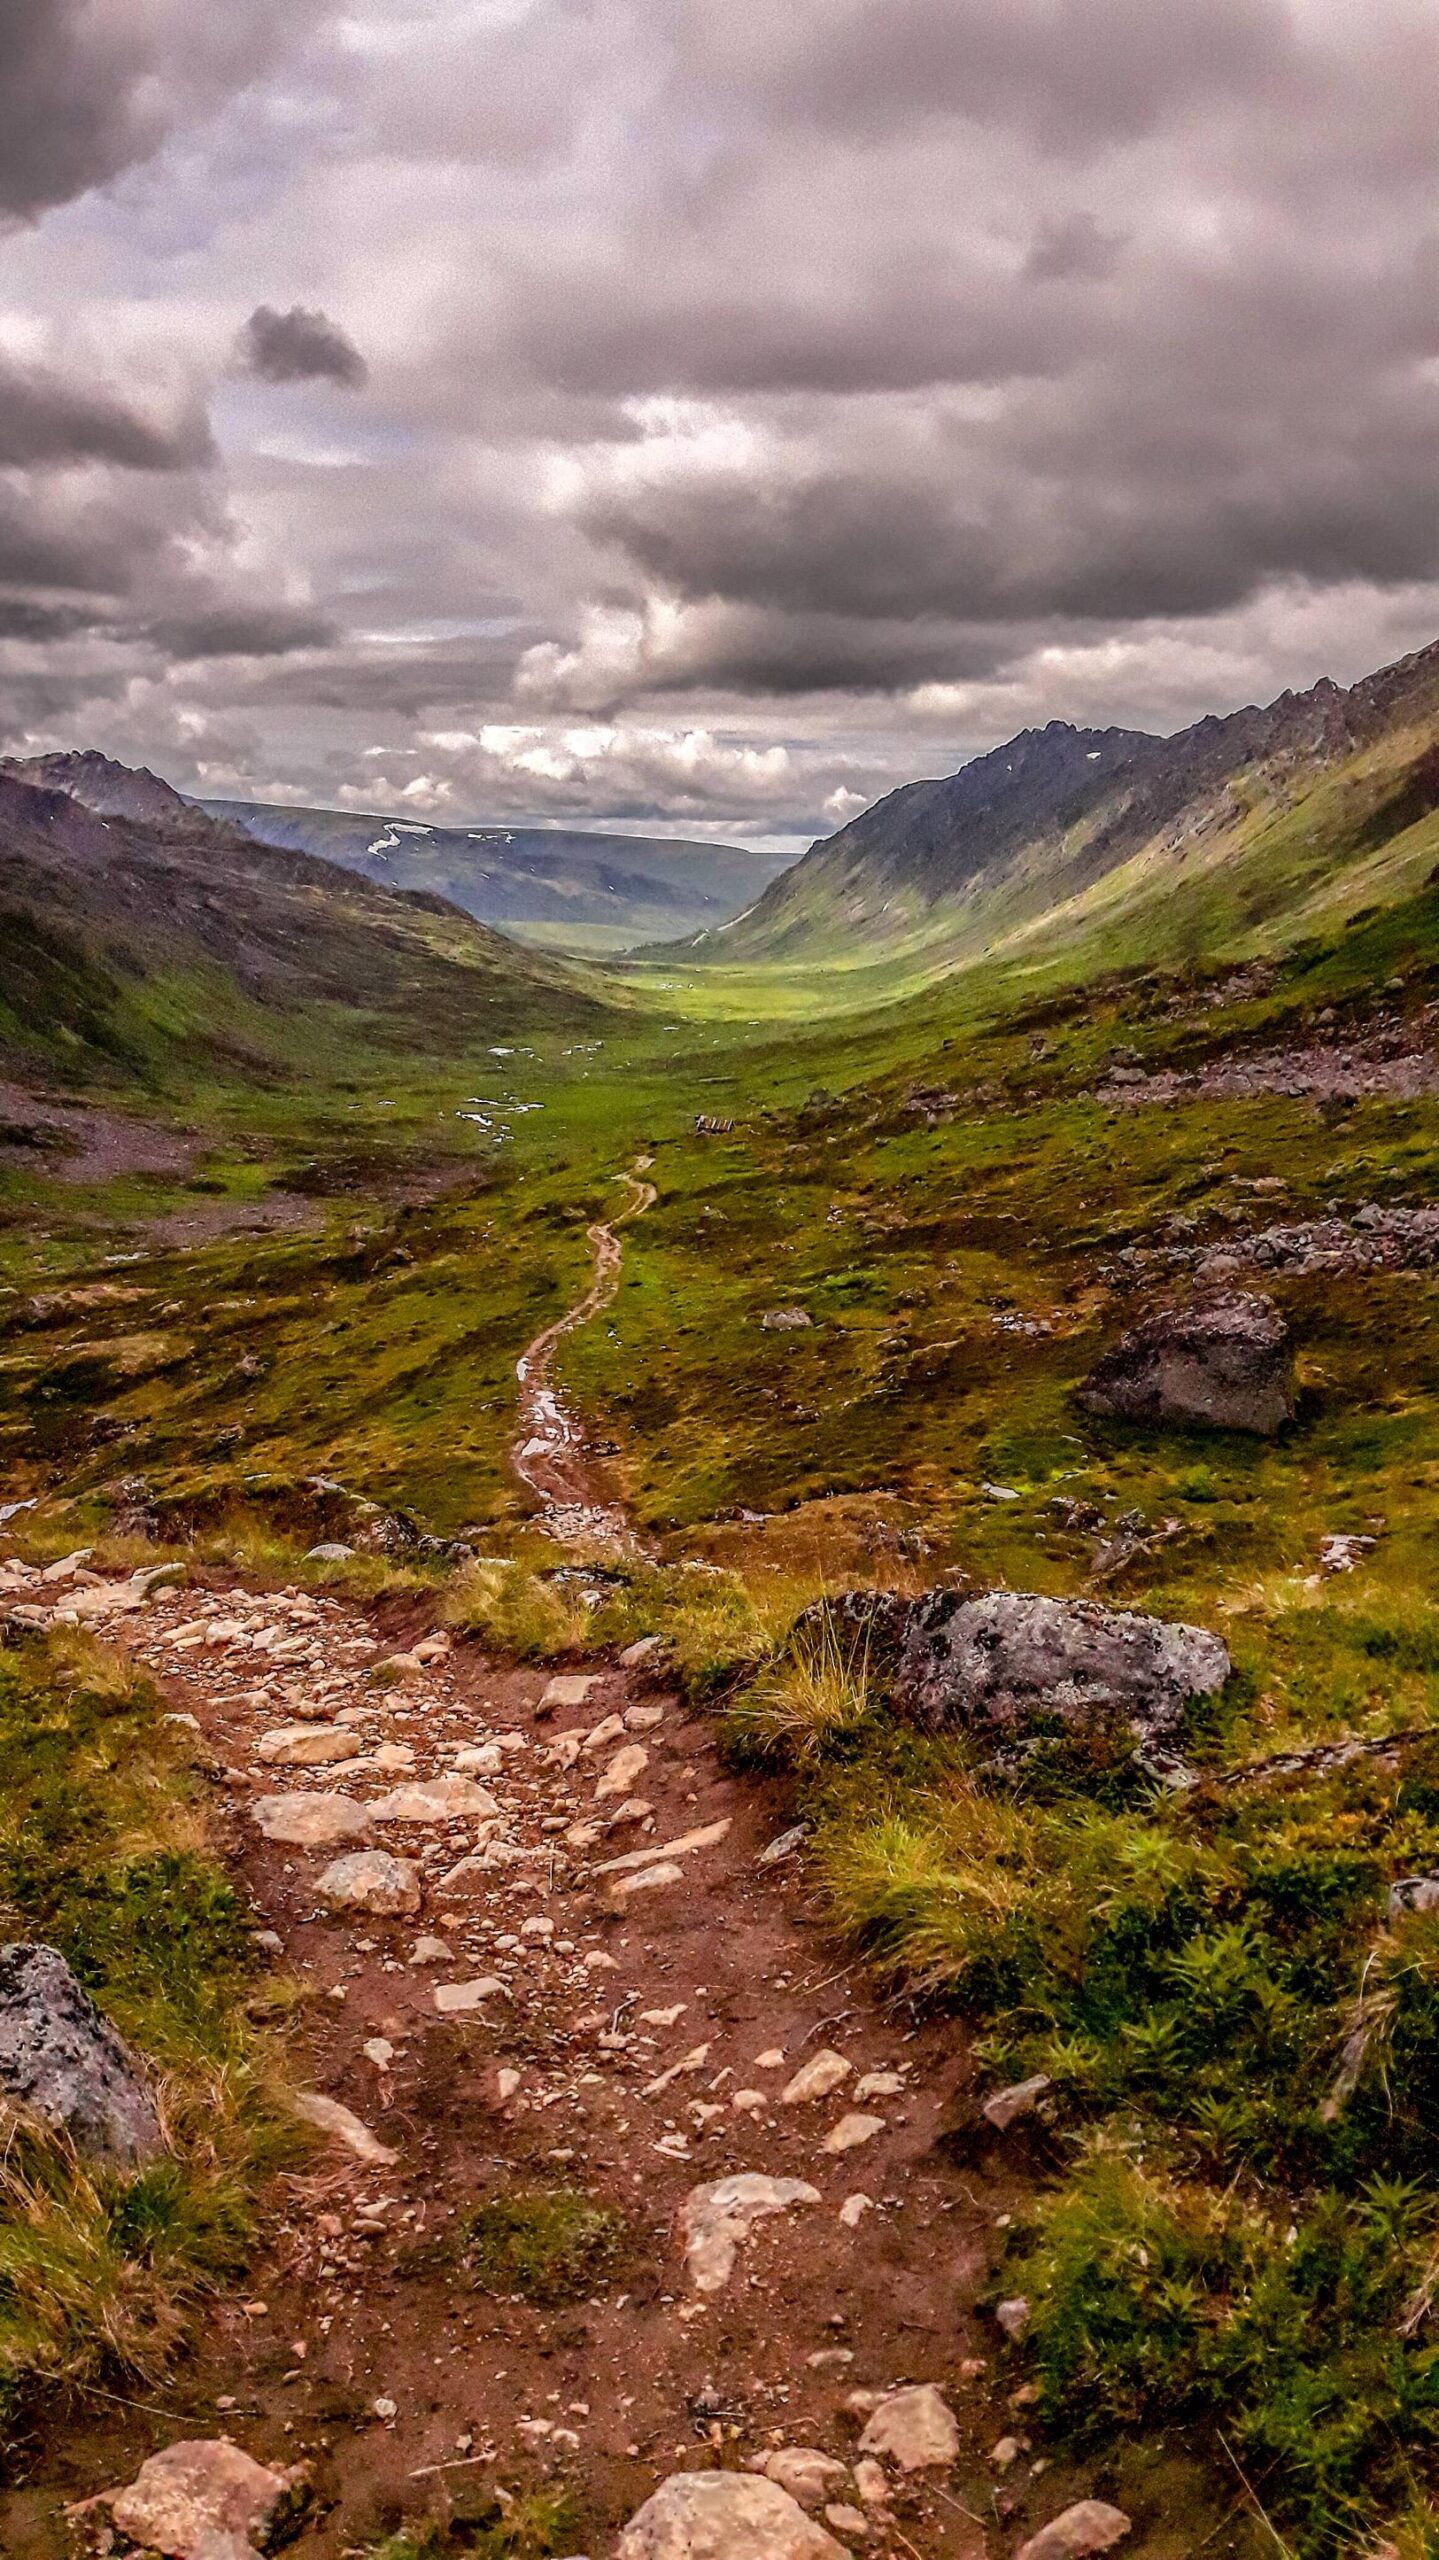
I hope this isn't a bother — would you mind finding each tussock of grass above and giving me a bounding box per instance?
[365,2493,580,2560]
[443,1560,593,1659]
[461,2187,627,2306]
[0,1630,291,2416]
[724,1613,874,1765]
[590,1562,826,1694]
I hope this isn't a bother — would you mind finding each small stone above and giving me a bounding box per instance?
[102,2438,309,2560]
[255,1725,363,1767]
[995,2295,1031,2338]
[372,1775,499,1824]
[373,2395,398,2420]
[434,1977,506,2013]
[990,2435,1024,2468]
[316,1851,422,1916]
[782,2049,852,2105]
[541,1674,600,1713]
[410,1936,449,1965]
[251,1792,371,1847]
[854,2070,903,2101]
[306,1543,354,1561]
[679,2172,821,2293]
[732,2088,766,2113]
[982,2073,1052,2132]
[596,1743,650,1800]
[838,2193,874,2228]
[617,2470,845,2559]
[496,2066,521,2102]
[625,1701,665,1730]
[823,2505,869,2540]
[1015,2504,1132,2560]
[613,1860,684,1896]
[758,1822,809,1868]
[619,1635,663,1668]
[759,2449,849,2510]
[821,2112,885,2154]
[362,2037,393,2070]
[852,2460,888,2508]
[289,2090,397,2165]
[859,2384,960,2471]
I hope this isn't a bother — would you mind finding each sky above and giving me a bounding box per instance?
[1,0,1438,857]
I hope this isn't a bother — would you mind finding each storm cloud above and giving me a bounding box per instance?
[1,0,1437,842]
[237,306,369,390]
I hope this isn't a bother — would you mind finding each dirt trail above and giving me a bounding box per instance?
[0,1566,1178,2560]
[512,1167,658,1555]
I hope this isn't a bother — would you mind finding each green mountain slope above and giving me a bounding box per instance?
[0,768,611,1089]
[199,796,790,954]
[657,640,1439,1007]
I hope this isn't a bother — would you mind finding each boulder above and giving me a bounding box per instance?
[857,2385,959,2471]
[1077,1291,1294,1434]
[893,1588,1229,1757]
[93,2436,309,2560]
[617,2471,846,2559]
[315,1850,422,1915]
[0,1943,162,2164]
[1016,2501,1132,2560]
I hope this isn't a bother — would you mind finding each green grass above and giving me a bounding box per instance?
[459,2188,628,2307]
[0,1631,291,2417]
[363,2491,581,2559]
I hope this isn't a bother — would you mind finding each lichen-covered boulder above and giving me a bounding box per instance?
[1077,1291,1294,1434]
[0,1943,162,2164]
[893,1589,1229,1756]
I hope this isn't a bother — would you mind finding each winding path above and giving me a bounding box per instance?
[511,1162,657,1553]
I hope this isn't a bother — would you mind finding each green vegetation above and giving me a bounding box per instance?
[363,2490,581,2559]
[0,1631,287,2417]
[8,684,1439,2541]
[460,2187,628,2306]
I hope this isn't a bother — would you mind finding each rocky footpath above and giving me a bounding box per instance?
[0,1555,1190,2559]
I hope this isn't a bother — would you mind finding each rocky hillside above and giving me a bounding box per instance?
[677,639,1439,983]
[0,766,611,1083]
[201,797,791,953]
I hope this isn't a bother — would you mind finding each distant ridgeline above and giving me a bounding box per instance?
[199,797,792,953]
[659,638,1439,988]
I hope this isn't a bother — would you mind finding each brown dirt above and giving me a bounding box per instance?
[0,1570,1254,2560]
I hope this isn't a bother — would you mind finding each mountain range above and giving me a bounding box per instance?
[0,760,607,1086]
[668,639,1439,995]
[198,798,789,954]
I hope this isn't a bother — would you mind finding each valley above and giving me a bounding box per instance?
[5,649,1439,2560]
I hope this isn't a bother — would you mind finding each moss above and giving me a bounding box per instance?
[460,2188,628,2307]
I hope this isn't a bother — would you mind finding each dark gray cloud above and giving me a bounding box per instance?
[0,354,213,471]
[142,602,335,660]
[0,0,330,223]
[238,306,369,389]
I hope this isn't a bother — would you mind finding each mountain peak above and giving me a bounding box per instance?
[0,749,193,828]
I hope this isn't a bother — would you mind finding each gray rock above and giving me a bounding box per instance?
[0,1943,162,2164]
[894,1588,1229,1757]
[679,2171,821,2292]
[617,2471,846,2559]
[304,1542,355,1562]
[1077,1291,1294,1434]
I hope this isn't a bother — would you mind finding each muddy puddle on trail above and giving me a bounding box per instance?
[512,1165,657,1557]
